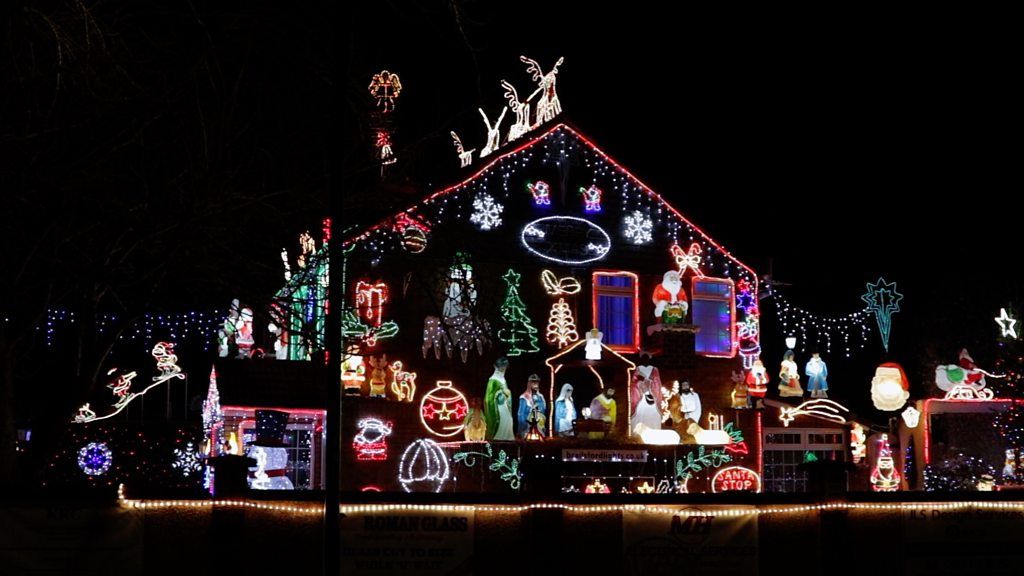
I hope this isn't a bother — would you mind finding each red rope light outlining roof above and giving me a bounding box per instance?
[342,122,759,294]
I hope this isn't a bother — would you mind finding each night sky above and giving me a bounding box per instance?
[3,3,1017,423]
[351,4,1019,411]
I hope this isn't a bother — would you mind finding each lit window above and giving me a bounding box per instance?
[591,271,639,353]
[691,278,736,357]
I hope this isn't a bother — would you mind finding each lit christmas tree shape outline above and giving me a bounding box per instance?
[861,277,903,352]
[498,269,541,356]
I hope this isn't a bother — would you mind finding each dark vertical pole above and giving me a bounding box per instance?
[323,4,346,575]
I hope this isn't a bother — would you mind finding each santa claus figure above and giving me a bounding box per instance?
[652,270,688,323]
[745,359,769,407]
[958,349,986,386]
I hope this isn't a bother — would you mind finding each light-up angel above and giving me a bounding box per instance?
[367,70,402,112]
[478,107,507,158]
[450,131,475,168]
[501,80,532,142]
[520,56,564,127]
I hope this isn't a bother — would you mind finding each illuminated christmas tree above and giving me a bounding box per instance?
[991,334,1024,479]
[498,269,540,356]
[545,298,578,348]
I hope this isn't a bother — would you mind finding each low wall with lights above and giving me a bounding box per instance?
[93,493,1024,575]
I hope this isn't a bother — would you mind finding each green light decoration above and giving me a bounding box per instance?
[341,310,399,347]
[498,269,540,356]
[861,277,903,352]
[452,442,523,490]
[675,446,732,481]
[724,422,743,444]
[803,451,818,463]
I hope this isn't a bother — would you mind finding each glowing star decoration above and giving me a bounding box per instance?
[635,481,655,494]
[870,434,901,492]
[353,418,394,461]
[172,442,201,477]
[850,423,867,463]
[527,181,551,206]
[623,210,653,244]
[419,381,469,437]
[389,360,417,402]
[870,363,910,411]
[77,442,113,476]
[498,269,541,356]
[398,439,450,493]
[996,308,1018,339]
[450,131,476,168]
[712,466,762,493]
[861,277,903,352]
[367,70,402,112]
[735,279,758,315]
[73,342,186,424]
[541,270,581,296]
[478,107,507,158]
[670,243,705,279]
[469,193,504,230]
[779,399,850,427]
[501,80,531,143]
[355,280,389,326]
[901,406,921,428]
[579,185,602,212]
[584,478,611,494]
[520,56,564,126]
[546,298,579,348]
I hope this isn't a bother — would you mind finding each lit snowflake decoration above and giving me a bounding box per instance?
[172,442,202,476]
[77,442,113,476]
[469,193,504,230]
[623,210,653,244]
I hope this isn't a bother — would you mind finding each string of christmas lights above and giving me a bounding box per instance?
[342,124,758,290]
[118,488,1024,517]
[768,290,873,357]
[40,309,223,349]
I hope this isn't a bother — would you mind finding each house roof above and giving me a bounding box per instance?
[343,120,757,290]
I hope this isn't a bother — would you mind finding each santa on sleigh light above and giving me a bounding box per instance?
[935,348,1004,401]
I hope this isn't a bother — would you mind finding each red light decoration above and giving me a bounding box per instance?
[711,466,761,493]
[355,280,389,327]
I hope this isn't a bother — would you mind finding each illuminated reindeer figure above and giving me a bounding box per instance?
[389,360,417,402]
[520,55,564,127]
[478,107,507,158]
[501,80,531,143]
[450,131,475,168]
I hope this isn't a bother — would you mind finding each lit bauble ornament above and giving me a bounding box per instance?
[419,381,469,437]
[398,439,450,493]
[401,227,428,253]
[77,442,113,476]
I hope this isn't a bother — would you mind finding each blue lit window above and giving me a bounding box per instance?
[692,278,736,357]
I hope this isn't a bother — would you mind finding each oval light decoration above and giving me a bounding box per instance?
[520,216,612,265]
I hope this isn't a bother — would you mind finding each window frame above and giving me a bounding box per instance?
[690,276,737,358]
[590,270,640,353]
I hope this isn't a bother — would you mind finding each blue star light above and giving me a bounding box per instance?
[861,278,903,352]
